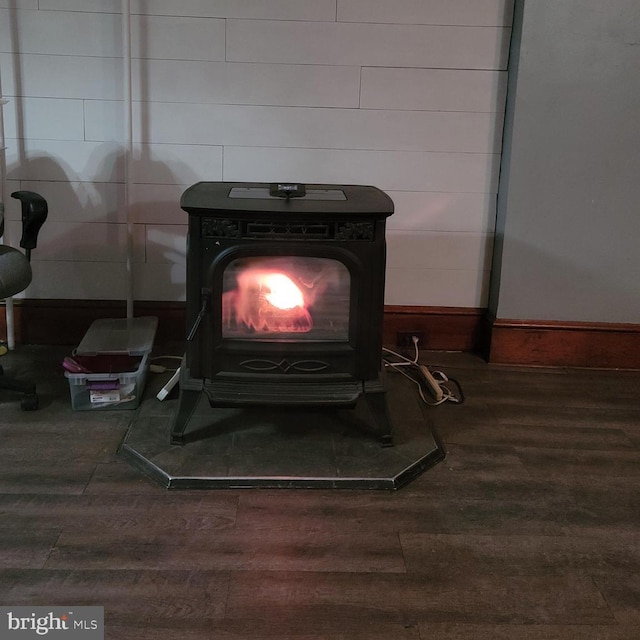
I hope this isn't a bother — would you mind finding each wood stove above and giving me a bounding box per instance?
[169,181,395,446]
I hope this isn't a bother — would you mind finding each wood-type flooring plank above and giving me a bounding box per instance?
[225,571,615,625]
[0,530,60,569]
[400,531,640,577]
[104,617,421,640]
[44,529,406,573]
[0,462,99,494]
[0,493,239,533]
[234,484,569,536]
[417,622,640,640]
[0,569,229,620]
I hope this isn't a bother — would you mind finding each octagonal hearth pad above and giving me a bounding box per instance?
[119,371,445,490]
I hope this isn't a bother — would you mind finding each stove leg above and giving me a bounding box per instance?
[363,390,394,447]
[170,388,202,445]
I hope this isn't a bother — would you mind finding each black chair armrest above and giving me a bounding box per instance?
[11,191,48,258]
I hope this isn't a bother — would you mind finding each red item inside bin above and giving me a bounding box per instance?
[68,354,143,374]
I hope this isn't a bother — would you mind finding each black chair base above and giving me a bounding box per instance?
[0,364,39,410]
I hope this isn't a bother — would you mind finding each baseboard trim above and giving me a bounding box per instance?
[487,316,640,369]
[0,300,186,347]
[382,305,485,352]
[1,300,485,352]
[4,300,639,369]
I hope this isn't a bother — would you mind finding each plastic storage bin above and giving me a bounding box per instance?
[64,316,157,410]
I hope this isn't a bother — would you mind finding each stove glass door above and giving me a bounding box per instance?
[221,256,350,341]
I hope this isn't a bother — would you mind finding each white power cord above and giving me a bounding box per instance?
[383,336,464,406]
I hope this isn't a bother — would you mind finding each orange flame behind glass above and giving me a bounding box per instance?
[222,268,312,334]
[261,273,304,310]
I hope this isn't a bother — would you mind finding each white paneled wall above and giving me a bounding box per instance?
[0,1,513,306]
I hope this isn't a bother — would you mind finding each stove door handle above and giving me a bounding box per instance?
[187,288,210,341]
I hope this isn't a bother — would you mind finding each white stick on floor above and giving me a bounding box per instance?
[157,367,180,401]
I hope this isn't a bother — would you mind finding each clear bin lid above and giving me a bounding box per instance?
[75,316,158,356]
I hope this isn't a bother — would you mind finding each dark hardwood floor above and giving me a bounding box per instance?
[1,344,640,639]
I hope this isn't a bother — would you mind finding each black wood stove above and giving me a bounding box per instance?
[169,181,395,446]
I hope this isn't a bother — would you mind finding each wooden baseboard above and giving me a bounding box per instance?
[4,300,639,368]
[0,300,186,347]
[382,305,485,352]
[487,317,640,369]
[1,300,485,352]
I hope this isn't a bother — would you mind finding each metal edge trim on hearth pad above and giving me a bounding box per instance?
[119,441,445,491]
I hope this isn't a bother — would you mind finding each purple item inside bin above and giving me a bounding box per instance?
[86,381,121,391]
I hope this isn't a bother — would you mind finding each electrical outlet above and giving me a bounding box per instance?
[396,331,425,347]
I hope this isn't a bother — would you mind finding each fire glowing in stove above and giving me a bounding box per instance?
[261,273,304,310]
[223,266,313,334]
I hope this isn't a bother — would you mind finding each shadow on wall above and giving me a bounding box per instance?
[3,0,193,305]
[5,146,190,303]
